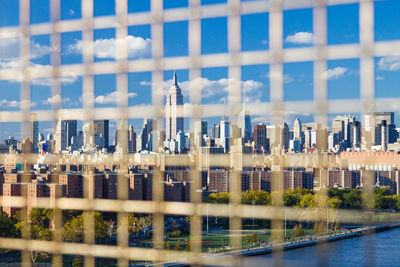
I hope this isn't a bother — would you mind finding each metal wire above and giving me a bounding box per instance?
[0,0,394,266]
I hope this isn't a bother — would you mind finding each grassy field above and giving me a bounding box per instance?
[133,227,316,252]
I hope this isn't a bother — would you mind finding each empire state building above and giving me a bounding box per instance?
[165,71,184,140]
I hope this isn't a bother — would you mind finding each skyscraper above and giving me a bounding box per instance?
[253,123,269,152]
[30,113,39,153]
[55,120,77,152]
[293,118,302,140]
[194,121,207,147]
[128,124,136,153]
[115,118,128,153]
[137,119,153,152]
[66,120,77,147]
[93,120,109,148]
[238,94,252,142]
[165,71,184,140]
[280,122,290,150]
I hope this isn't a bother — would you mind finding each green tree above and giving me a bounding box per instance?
[251,233,257,244]
[242,190,271,205]
[283,191,301,207]
[299,193,316,208]
[293,224,304,238]
[72,256,84,267]
[206,192,230,203]
[14,209,53,263]
[30,208,53,228]
[396,195,400,210]
[0,212,19,238]
[186,240,191,251]
[328,196,342,209]
[375,195,397,210]
[375,187,392,197]
[128,214,152,235]
[342,189,361,209]
[63,212,108,242]
[245,234,251,245]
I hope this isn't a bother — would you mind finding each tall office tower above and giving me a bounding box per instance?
[238,95,252,142]
[219,120,230,152]
[65,120,77,147]
[293,118,302,140]
[374,112,394,125]
[46,133,53,141]
[304,128,312,149]
[194,120,207,147]
[332,115,357,148]
[55,120,77,152]
[365,112,396,147]
[65,120,78,149]
[212,124,220,139]
[128,124,136,152]
[352,121,361,148]
[332,119,345,141]
[115,119,128,153]
[137,118,153,152]
[93,120,109,148]
[253,123,268,152]
[381,120,387,151]
[165,71,184,140]
[30,113,39,153]
[83,122,94,147]
[374,112,397,143]
[280,123,290,150]
[219,120,230,139]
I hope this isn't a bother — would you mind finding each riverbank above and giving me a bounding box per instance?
[163,222,400,266]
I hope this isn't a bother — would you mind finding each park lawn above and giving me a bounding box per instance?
[132,228,316,252]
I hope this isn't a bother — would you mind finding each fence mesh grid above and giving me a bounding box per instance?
[0,0,398,266]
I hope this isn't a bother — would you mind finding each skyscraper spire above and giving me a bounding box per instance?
[173,68,178,87]
[243,89,246,112]
[166,69,184,140]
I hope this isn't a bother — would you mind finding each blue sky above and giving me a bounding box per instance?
[0,0,400,141]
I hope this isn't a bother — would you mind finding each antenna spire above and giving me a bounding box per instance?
[173,68,178,86]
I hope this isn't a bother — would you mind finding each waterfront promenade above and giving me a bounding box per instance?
[163,222,400,266]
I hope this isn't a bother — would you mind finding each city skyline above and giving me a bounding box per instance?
[1,1,400,140]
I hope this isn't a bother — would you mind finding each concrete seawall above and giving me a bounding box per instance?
[240,222,400,257]
[163,222,400,266]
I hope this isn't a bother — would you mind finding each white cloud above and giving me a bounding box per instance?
[0,37,51,63]
[376,76,384,80]
[42,94,70,105]
[68,35,151,59]
[252,115,270,124]
[68,9,75,16]
[0,38,20,61]
[0,99,19,108]
[377,56,400,71]
[162,77,263,98]
[30,42,52,60]
[30,75,78,86]
[285,32,314,44]
[140,81,152,86]
[325,67,348,80]
[264,71,293,84]
[95,91,137,104]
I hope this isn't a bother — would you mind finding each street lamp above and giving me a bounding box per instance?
[251,200,256,231]
[284,207,287,239]
[206,204,210,234]
[327,204,329,233]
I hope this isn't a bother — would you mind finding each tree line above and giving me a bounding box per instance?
[205,187,400,210]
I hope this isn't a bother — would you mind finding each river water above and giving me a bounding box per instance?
[232,228,400,267]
